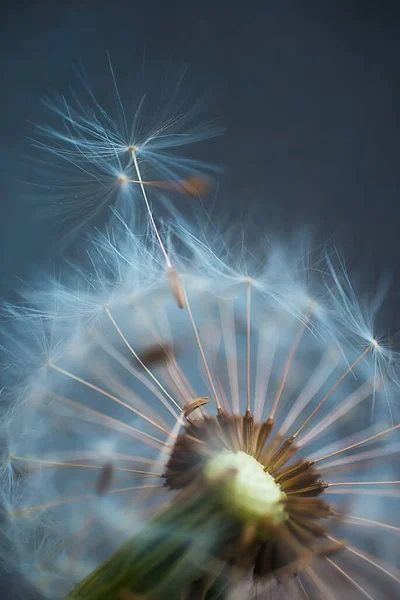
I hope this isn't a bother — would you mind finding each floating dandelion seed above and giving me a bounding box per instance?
[24,55,221,242]
[1,68,400,600]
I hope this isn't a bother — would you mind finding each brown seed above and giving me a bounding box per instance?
[167,266,185,309]
[178,175,211,197]
[267,436,295,473]
[242,410,255,455]
[183,397,210,419]
[254,417,274,459]
[96,463,114,496]
[138,344,175,367]
[134,175,211,197]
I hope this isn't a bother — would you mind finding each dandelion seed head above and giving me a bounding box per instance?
[2,220,399,598]
[2,65,400,599]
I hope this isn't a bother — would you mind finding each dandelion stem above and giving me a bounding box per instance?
[312,423,400,464]
[295,576,310,599]
[325,557,374,600]
[183,285,222,411]
[270,306,312,420]
[246,279,252,414]
[327,535,400,583]
[130,148,171,268]
[11,484,163,517]
[9,455,161,476]
[293,344,373,439]
[104,306,182,411]
[44,391,168,449]
[48,360,170,434]
[219,299,240,414]
[67,489,235,600]
[336,513,400,533]
[327,480,400,487]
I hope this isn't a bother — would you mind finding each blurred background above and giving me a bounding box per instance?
[1,1,400,597]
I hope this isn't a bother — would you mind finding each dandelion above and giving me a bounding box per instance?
[1,69,400,600]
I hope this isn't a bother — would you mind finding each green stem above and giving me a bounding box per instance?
[66,491,237,600]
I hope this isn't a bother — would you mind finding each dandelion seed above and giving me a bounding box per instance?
[25,58,222,243]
